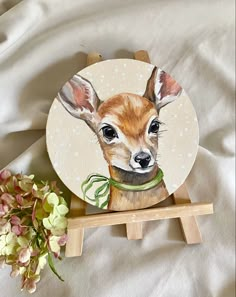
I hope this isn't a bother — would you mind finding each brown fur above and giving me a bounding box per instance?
[108,164,169,210]
[98,93,157,140]
[96,93,169,210]
[58,68,183,211]
[96,93,159,176]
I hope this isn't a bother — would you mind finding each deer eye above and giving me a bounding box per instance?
[148,120,160,134]
[102,125,118,141]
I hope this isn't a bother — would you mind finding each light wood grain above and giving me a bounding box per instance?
[87,52,102,66]
[65,195,86,257]
[172,183,205,244]
[126,222,143,240]
[69,194,87,217]
[65,227,84,257]
[68,202,213,229]
[134,50,151,63]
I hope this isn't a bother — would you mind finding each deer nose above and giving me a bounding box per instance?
[134,152,151,168]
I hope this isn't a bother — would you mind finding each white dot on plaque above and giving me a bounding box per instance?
[187,153,192,157]
[74,152,79,157]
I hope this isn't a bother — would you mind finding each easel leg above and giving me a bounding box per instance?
[172,183,202,244]
[126,222,143,240]
[65,195,86,257]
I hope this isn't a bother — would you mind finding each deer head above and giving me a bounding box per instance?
[57,67,182,175]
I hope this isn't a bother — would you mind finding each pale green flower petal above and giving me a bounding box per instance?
[19,266,26,275]
[0,235,7,251]
[36,254,47,274]
[17,236,28,247]
[54,217,67,229]
[59,197,67,206]
[47,193,59,206]
[42,218,52,230]
[32,184,38,190]
[49,236,60,253]
[51,228,66,236]
[55,204,69,215]
[5,243,16,255]
[6,232,16,244]
[38,254,47,269]
[19,180,33,192]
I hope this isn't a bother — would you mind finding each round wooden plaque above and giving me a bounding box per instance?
[46,59,199,211]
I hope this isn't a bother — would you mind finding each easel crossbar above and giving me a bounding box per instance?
[67,202,213,229]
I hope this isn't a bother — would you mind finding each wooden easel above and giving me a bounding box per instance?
[65,50,213,257]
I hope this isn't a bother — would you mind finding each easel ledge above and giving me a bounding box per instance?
[65,50,214,257]
[68,202,213,229]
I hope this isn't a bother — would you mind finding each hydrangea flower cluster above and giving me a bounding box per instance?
[0,170,69,293]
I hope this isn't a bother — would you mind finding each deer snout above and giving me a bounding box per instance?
[134,152,151,168]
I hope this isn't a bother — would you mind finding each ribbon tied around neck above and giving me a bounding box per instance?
[81,169,164,209]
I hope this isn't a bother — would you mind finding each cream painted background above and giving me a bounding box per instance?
[46,59,199,208]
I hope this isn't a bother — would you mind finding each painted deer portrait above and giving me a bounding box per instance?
[57,67,182,211]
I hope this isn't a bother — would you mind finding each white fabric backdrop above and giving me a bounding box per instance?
[0,1,235,296]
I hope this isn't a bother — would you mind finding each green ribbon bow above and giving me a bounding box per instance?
[81,169,164,208]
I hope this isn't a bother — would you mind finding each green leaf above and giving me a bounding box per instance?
[47,253,64,282]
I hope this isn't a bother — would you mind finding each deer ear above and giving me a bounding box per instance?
[144,66,182,112]
[57,74,100,127]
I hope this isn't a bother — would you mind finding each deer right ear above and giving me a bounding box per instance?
[57,74,100,128]
[144,66,182,112]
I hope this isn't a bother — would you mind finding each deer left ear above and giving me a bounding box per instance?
[143,66,182,112]
[57,74,101,130]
